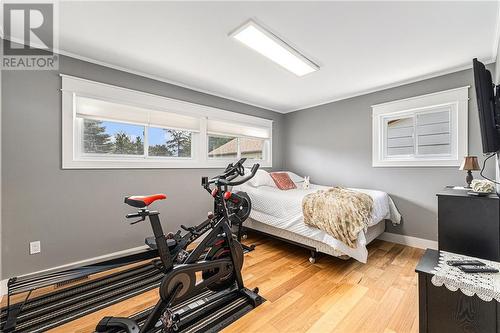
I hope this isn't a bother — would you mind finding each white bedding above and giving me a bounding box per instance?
[233,183,401,263]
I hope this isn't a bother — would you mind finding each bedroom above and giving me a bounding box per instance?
[1,1,500,332]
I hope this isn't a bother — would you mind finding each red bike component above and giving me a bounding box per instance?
[223,191,240,203]
[214,239,225,247]
[124,194,167,208]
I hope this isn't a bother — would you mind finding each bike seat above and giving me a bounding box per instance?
[124,194,167,208]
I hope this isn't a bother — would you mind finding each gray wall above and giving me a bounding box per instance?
[284,65,495,241]
[1,55,284,278]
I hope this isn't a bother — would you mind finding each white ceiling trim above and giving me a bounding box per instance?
[285,58,496,113]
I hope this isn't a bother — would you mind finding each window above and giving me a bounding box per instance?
[62,75,272,169]
[207,136,266,160]
[208,135,238,159]
[205,118,271,163]
[372,87,468,167]
[82,119,145,156]
[148,127,192,158]
[73,95,198,162]
[240,137,265,159]
[384,108,452,158]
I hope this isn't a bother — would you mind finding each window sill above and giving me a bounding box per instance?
[372,159,462,167]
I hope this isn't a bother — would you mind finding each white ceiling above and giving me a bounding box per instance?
[56,1,499,113]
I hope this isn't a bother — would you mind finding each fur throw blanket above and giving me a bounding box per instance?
[302,187,374,248]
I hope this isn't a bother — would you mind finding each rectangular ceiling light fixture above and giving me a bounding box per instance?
[230,20,319,77]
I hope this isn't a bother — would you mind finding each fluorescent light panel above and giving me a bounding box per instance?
[230,20,319,77]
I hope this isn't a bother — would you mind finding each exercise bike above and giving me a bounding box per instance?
[96,159,263,333]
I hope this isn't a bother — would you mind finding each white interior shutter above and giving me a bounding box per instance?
[386,117,414,156]
[416,108,451,155]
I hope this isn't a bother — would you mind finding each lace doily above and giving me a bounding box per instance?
[431,251,500,302]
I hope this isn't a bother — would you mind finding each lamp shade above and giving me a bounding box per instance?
[459,156,480,171]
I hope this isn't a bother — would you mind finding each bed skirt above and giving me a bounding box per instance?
[243,218,386,259]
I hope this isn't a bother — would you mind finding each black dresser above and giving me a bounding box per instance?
[437,188,500,261]
[416,249,500,333]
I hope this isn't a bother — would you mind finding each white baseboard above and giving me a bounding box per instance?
[378,232,438,250]
[0,245,149,297]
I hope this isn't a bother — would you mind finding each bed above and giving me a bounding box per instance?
[233,172,401,263]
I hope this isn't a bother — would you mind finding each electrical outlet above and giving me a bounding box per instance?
[30,241,41,255]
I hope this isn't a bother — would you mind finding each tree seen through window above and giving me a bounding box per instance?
[82,119,191,157]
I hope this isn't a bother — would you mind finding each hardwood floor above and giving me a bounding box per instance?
[223,235,423,333]
[37,234,423,333]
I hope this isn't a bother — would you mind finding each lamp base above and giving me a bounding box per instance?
[465,170,473,189]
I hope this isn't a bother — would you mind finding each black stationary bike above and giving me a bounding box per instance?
[96,159,263,333]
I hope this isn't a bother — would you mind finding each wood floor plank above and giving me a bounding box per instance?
[227,290,304,332]
[305,283,368,333]
[357,287,405,333]
[265,268,345,331]
[386,284,419,333]
[331,294,379,333]
[263,263,322,302]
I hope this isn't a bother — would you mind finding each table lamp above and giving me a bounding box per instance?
[459,156,480,188]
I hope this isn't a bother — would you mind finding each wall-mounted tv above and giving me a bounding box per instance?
[473,58,500,153]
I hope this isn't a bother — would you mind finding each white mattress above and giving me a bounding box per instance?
[234,183,401,263]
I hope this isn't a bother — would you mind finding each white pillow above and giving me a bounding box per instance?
[245,168,276,187]
[282,171,304,183]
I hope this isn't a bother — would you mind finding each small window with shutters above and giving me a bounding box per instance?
[372,87,468,167]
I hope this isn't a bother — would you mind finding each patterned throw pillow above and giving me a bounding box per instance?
[270,172,297,190]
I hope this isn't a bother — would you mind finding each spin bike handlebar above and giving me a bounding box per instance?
[218,158,247,179]
[218,163,259,186]
[206,162,259,187]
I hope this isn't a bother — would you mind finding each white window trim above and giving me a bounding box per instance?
[61,74,273,169]
[372,86,469,167]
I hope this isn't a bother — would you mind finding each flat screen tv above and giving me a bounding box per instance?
[473,58,500,153]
